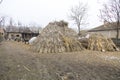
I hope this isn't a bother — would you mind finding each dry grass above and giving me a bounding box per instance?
[0,41,120,80]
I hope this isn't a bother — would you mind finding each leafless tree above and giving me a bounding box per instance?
[9,18,14,26]
[29,22,42,33]
[100,0,120,43]
[17,21,22,27]
[0,16,5,27]
[0,0,4,28]
[6,18,15,32]
[0,0,3,4]
[69,2,88,35]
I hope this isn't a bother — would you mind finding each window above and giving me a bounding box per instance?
[16,35,20,37]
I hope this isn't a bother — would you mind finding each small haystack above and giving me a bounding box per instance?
[31,21,84,53]
[87,34,118,51]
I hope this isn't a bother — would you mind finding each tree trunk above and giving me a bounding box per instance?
[0,0,3,4]
[78,24,81,35]
[116,21,119,45]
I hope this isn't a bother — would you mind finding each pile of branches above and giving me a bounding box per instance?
[31,21,84,53]
[80,33,118,52]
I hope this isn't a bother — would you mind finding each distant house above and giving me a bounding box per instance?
[0,27,6,38]
[7,31,22,41]
[6,26,39,42]
[88,22,120,38]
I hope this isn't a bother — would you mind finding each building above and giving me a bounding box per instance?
[0,27,6,38]
[88,22,120,38]
[6,26,39,42]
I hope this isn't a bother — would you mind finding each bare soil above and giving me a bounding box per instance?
[0,41,120,80]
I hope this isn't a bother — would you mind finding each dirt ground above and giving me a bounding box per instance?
[0,41,120,80]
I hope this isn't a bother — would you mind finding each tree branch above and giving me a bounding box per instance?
[0,0,3,4]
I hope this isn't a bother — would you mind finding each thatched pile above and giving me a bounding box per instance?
[31,21,84,53]
[87,34,118,51]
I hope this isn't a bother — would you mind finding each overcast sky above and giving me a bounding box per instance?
[0,0,106,30]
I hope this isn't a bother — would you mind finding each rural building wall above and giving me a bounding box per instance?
[0,28,6,39]
[89,30,120,38]
[7,32,22,40]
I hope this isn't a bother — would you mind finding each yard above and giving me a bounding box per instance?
[0,41,120,80]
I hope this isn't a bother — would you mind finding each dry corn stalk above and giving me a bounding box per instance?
[31,21,84,53]
[87,33,118,51]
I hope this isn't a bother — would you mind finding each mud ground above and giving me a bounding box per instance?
[0,41,120,80]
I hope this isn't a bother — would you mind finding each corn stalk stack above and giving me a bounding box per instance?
[31,21,84,53]
[87,34,118,51]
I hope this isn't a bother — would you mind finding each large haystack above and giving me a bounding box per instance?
[87,34,118,51]
[31,21,84,53]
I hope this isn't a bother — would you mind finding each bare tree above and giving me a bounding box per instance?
[6,18,15,32]
[69,2,88,35]
[0,0,3,4]
[29,22,42,33]
[0,0,4,28]
[9,18,14,26]
[17,21,22,27]
[0,16,5,28]
[100,0,120,43]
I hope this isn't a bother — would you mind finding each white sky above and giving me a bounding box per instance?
[0,0,106,30]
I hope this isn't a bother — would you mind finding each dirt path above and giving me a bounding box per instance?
[0,41,120,80]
